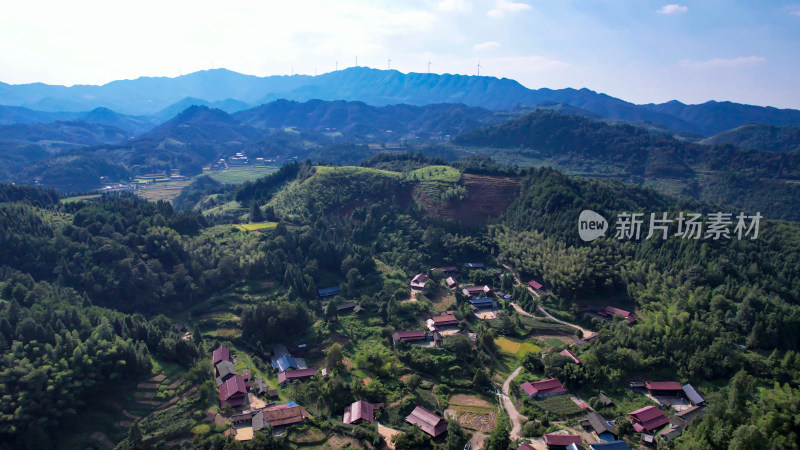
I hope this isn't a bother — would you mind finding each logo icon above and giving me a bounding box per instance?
[578,210,608,242]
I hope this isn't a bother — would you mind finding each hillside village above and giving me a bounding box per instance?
[194,259,709,450]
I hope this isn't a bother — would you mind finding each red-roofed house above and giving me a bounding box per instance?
[559,349,582,365]
[432,312,459,327]
[277,368,317,387]
[628,405,669,433]
[520,378,567,399]
[411,273,428,290]
[598,307,637,324]
[543,434,582,449]
[405,406,447,437]
[392,330,428,346]
[343,400,383,425]
[212,347,231,365]
[528,280,543,291]
[219,375,248,408]
[645,381,683,397]
[518,444,537,450]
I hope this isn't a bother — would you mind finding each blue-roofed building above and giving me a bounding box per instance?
[317,286,340,298]
[271,354,299,373]
[590,440,629,450]
[468,297,495,309]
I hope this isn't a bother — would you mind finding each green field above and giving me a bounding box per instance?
[206,165,280,184]
[407,165,461,183]
[60,194,101,204]
[314,165,403,178]
[531,395,584,417]
[234,222,278,231]
[495,336,542,357]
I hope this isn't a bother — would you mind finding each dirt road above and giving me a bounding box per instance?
[503,264,597,340]
[500,366,527,440]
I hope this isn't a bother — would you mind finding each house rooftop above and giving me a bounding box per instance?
[528,280,543,290]
[543,434,582,446]
[628,405,669,432]
[212,347,231,365]
[645,381,683,391]
[682,384,705,405]
[405,406,447,437]
[521,378,567,397]
[261,404,310,427]
[277,368,317,384]
[343,400,383,424]
[559,349,582,364]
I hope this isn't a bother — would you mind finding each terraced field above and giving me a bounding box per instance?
[414,174,521,225]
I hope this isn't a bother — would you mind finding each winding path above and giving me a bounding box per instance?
[499,366,527,440]
[502,264,597,340]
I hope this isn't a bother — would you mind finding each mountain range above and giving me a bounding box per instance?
[3,67,800,136]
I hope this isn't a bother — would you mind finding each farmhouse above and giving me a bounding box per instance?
[468,297,495,309]
[682,384,705,406]
[392,330,428,346]
[215,360,237,386]
[342,400,383,425]
[581,412,616,441]
[253,377,268,396]
[437,266,459,274]
[462,262,485,269]
[645,381,683,397]
[261,404,311,428]
[520,378,567,399]
[543,433,582,449]
[597,393,614,407]
[317,286,340,298]
[527,280,543,291]
[411,273,428,289]
[462,285,493,298]
[559,349,582,364]
[518,444,536,450]
[405,406,447,438]
[219,375,248,408]
[597,307,637,324]
[212,347,232,365]
[628,405,669,433]
[272,354,303,373]
[427,312,459,332]
[446,276,458,290]
[277,368,317,386]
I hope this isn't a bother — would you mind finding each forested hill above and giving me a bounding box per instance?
[701,123,800,152]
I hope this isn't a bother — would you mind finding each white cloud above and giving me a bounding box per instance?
[488,0,531,18]
[657,4,688,14]
[679,56,766,69]
[438,0,471,13]
[474,41,501,51]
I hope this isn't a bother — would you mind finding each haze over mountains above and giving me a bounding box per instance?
[3,67,800,136]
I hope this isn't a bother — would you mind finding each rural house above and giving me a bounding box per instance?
[436,266,459,274]
[559,349,582,364]
[411,273,428,289]
[215,360,237,386]
[392,330,428,346]
[581,412,616,441]
[277,368,317,386]
[462,285,493,298]
[261,404,311,429]
[342,400,383,425]
[645,381,683,397]
[589,441,630,450]
[598,306,637,324]
[527,280,543,291]
[446,276,458,290]
[405,406,447,438]
[521,378,567,399]
[682,384,705,406]
[212,346,232,366]
[543,433,582,449]
[317,286,340,298]
[427,311,459,332]
[628,405,669,433]
[219,375,248,408]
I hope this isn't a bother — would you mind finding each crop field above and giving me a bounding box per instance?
[206,165,279,184]
[495,336,542,357]
[136,179,193,202]
[407,165,461,183]
[531,395,585,417]
[234,222,278,231]
[314,165,402,178]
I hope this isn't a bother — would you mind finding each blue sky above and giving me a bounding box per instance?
[1,0,798,108]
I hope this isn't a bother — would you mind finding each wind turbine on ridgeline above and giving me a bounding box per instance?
[387,57,392,70]
[427,59,432,74]
[477,60,482,76]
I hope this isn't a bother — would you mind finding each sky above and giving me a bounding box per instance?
[1,0,799,108]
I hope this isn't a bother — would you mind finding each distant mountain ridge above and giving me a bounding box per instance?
[2,67,799,135]
[701,123,800,152]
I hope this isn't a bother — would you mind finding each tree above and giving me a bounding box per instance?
[249,201,265,223]
[406,374,422,391]
[444,420,470,450]
[485,417,511,450]
[473,369,490,391]
[326,343,344,370]
[392,426,430,450]
[325,301,338,321]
